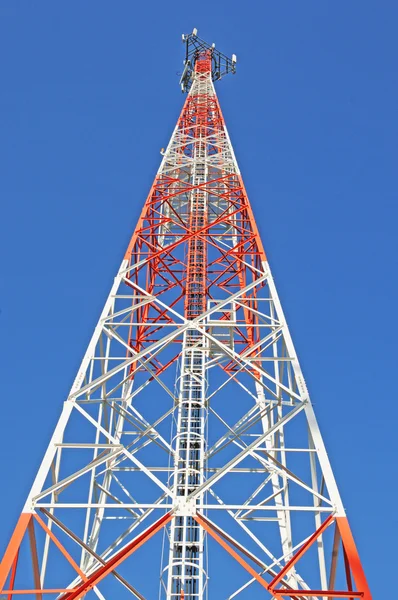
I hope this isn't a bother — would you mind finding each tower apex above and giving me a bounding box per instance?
[180,28,236,92]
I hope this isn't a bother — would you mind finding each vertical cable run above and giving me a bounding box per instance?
[166,51,212,600]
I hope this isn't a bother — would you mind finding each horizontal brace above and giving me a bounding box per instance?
[262,448,317,453]
[0,590,78,595]
[242,357,293,362]
[101,323,278,327]
[240,517,280,522]
[35,504,335,512]
[112,467,276,472]
[272,592,363,598]
[54,444,122,448]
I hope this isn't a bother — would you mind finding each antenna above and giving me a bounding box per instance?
[179,27,236,92]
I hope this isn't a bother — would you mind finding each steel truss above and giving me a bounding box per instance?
[0,34,371,600]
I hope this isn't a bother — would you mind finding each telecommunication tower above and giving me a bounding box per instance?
[0,30,371,600]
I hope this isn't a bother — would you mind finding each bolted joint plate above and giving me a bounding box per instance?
[174,499,197,517]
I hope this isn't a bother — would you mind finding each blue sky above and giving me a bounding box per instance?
[0,1,396,596]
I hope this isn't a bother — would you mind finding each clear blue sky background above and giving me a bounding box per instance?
[0,1,396,596]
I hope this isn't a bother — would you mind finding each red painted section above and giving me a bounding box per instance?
[0,514,32,593]
[337,517,372,600]
[269,514,335,588]
[58,511,173,600]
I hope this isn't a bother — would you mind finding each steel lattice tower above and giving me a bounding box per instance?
[0,30,371,600]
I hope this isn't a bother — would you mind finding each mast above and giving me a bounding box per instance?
[0,29,371,600]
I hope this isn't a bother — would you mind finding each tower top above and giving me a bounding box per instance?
[180,28,237,92]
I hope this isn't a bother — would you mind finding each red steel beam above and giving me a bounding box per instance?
[273,591,363,598]
[58,511,173,600]
[336,517,372,600]
[0,514,32,594]
[6,549,19,600]
[194,513,271,593]
[269,514,335,589]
